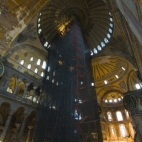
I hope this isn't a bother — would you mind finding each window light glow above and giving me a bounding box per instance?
[90,51,93,56]
[97,45,102,51]
[41,72,44,77]
[44,42,48,47]
[37,59,41,65]
[56,82,58,86]
[120,124,127,137]
[47,66,51,72]
[38,24,40,28]
[38,18,41,22]
[110,126,115,137]
[91,82,94,86]
[122,67,125,70]
[38,29,42,34]
[42,61,46,69]
[52,79,54,83]
[114,99,117,103]
[118,98,121,101]
[105,100,108,103]
[104,80,108,84]
[104,38,109,43]
[107,112,112,121]
[110,23,113,28]
[34,68,38,73]
[101,42,105,47]
[109,28,112,33]
[109,100,112,103]
[20,60,24,65]
[27,64,31,69]
[135,84,141,90]
[30,57,33,61]
[110,18,113,22]
[116,111,123,121]
[46,76,49,80]
[53,72,55,76]
[94,48,98,54]
[107,33,111,39]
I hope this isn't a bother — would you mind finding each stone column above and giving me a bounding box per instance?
[23,83,30,99]
[14,78,22,95]
[0,110,14,141]
[32,86,37,102]
[17,113,28,142]
[26,126,33,142]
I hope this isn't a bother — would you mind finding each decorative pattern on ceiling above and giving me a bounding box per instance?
[0,0,49,55]
[38,0,113,54]
[91,56,131,87]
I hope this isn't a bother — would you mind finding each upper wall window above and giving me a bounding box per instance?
[107,111,112,121]
[110,125,115,137]
[116,111,123,121]
[37,59,41,65]
[30,57,33,61]
[42,61,46,69]
[119,124,127,137]
[20,60,24,65]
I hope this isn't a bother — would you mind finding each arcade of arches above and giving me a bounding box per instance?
[0,0,142,142]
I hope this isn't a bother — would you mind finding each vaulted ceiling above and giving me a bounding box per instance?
[0,0,140,104]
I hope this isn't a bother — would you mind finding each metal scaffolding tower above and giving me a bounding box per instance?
[34,21,102,142]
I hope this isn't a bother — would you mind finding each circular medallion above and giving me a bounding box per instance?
[0,61,4,77]
[123,95,137,110]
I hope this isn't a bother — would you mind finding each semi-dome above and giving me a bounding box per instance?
[37,0,113,55]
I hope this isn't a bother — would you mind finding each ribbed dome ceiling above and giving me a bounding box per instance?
[37,0,113,54]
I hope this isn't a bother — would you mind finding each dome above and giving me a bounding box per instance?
[37,0,113,54]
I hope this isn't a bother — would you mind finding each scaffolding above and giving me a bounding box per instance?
[34,21,103,142]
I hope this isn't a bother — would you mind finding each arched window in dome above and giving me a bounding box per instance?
[38,24,40,28]
[97,45,102,51]
[44,42,48,47]
[30,57,33,61]
[94,48,98,54]
[42,61,46,69]
[110,23,113,28]
[37,59,41,65]
[104,38,109,43]
[110,125,115,137]
[116,111,123,121]
[110,17,113,22]
[107,111,112,121]
[119,124,127,137]
[107,33,111,39]
[27,64,31,69]
[34,68,38,73]
[20,60,24,65]
[101,42,105,47]
[38,29,42,34]
[90,51,93,56]
[109,28,112,34]
[41,72,44,77]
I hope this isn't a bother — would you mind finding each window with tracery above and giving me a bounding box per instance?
[107,111,112,121]
[116,111,123,121]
